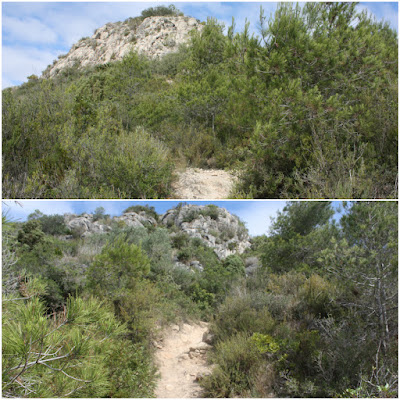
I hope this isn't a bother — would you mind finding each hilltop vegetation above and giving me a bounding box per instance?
[3,3,398,198]
[2,201,398,397]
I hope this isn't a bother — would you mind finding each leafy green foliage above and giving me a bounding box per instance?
[17,220,45,248]
[3,4,396,198]
[222,255,245,276]
[201,332,262,397]
[87,235,150,295]
[237,3,397,198]
[28,210,70,235]
[203,201,398,398]
[92,207,108,222]
[141,4,183,18]
[2,202,398,397]
[249,333,279,354]
[261,202,338,274]
[2,295,126,397]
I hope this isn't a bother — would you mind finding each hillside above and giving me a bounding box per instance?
[2,3,398,199]
[43,15,203,78]
[3,201,398,398]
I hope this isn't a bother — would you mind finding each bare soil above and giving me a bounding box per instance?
[172,168,236,199]
[154,322,212,398]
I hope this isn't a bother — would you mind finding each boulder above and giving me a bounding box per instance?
[202,331,214,345]
[114,211,157,228]
[65,213,111,237]
[245,256,261,276]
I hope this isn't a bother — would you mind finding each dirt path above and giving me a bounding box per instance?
[154,322,212,398]
[172,168,236,199]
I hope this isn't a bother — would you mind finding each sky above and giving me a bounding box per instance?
[2,200,346,237]
[2,1,398,88]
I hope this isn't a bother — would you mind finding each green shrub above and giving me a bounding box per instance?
[171,232,190,249]
[189,283,215,312]
[2,295,126,398]
[59,126,174,199]
[182,209,199,223]
[201,332,262,397]
[123,205,158,220]
[105,341,156,397]
[92,206,108,222]
[228,241,237,251]
[150,48,189,77]
[177,247,192,262]
[211,295,260,341]
[17,220,45,248]
[141,4,183,18]
[28,210,70,236]
[199,205,220,220]
[249,332,280,354]
[298,274,337,318]
[87,235,150,295]
[222,255,245,276]
[220,224,236,240]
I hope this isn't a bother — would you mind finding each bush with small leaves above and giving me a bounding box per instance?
[87,235,150,295]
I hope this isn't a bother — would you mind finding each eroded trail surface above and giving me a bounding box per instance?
[173,168,236,199]
[154,322,212,398]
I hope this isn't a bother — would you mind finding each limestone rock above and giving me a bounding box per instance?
[114,211,157,228]
[245,256,261,276]
[43,16,203,78]
[64,213,111,237]
[161,204,251,259]
[202,331,214,345]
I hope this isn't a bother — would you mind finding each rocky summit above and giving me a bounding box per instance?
[43,15,203,78]
[161,204,251,259]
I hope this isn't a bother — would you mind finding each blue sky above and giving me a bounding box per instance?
[2,2,398,88]
[3,200,344,236]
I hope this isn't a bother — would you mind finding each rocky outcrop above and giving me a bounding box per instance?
[64,205,251,262]
[161,204,251,259]
[64,213,112,237]
[114,211,157,228]
[64,210,155,236]
[43,15,203,78]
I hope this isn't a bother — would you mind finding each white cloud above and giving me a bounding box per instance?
[2,45,62,87]
[42,3,150,46]
[3,15,58,44]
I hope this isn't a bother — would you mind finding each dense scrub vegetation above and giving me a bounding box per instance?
[202,201,398,397]
[2,201,397,397]
[2,203,247,397]
[3,2,397,198]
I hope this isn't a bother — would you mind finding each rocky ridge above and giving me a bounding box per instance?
[43,15,203,78]
[64,205,251,261]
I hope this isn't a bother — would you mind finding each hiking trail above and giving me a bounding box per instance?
[173,168,236,199]
[154,322,212,398]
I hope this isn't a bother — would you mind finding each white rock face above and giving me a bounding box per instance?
[64,213,112,237]
[43,16,203,78]
[114,211,157,228]
[65,211,157,237]
[161,205,251,259]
